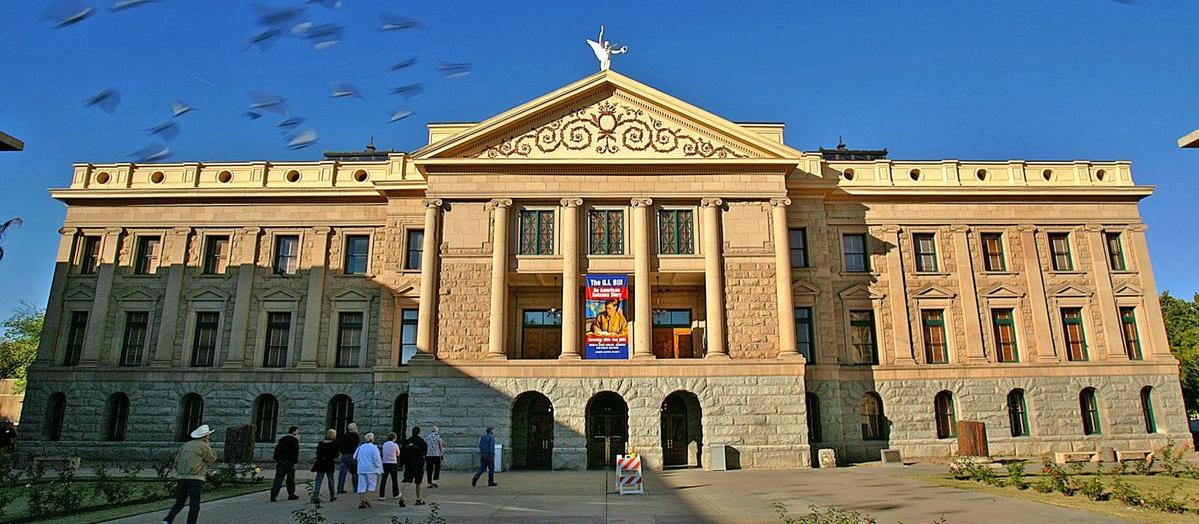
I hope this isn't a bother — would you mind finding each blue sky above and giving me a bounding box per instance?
[1,0,1198,319]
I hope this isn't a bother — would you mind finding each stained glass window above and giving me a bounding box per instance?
[519,209,555,255]
[589,209,624,255]
[658,209,694,255]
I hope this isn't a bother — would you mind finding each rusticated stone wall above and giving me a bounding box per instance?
[435,260,491,359]
[722,259,778,359]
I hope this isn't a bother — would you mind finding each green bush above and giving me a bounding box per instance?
[224,424,257,464]
[1005,460,1028,490]
[1109,478,1143,507]
[1039,459,1073,495]
[1074,476,1108,501]
[772,503,878,524]
[1142,485,1188,513]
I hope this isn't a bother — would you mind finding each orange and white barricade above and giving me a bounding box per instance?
[615,453,644,495]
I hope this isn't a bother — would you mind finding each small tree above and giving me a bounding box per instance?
[0,302,43,392]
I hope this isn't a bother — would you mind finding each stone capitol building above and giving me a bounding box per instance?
[19,70,1188,470]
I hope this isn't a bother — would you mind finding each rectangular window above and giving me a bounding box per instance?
[981,233,1007,272]
[1106,233,1127,271]
[63,311,88,366]
[922,309,949,364]
[273,235,299,275]
[657,209,695,255]
[79,236,101,274]
[335,312,364,367]
[263,312,291,367]
[992,308,1019,363]
[843,234,869,273]
[1062,307,1088,361]
[789,228,808,268]
[133,236,161,275]
[190,311,219,367]
[652,309,692,327]
[795,307,814,363]
[518,209,555,255]
[400,308,418,365]
[119,311,149,366]
[588,209,625,255]
[404,229,424,270]
[849,310,878,364]
[1049,233,1073,271]
[343,235,370,275]
[913,233,939,273]
[1120,307,1143,360]
[202,235,230,275]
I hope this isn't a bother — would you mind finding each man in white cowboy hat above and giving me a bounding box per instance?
[161,424,217,524]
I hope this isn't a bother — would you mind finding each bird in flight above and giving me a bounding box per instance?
[330,82,361,99]
[45,0,95,28]
[287,129,318,149]
[438,62,472,79]
[110,0,158,11]
[389,58,417,72]
[146,121,180,142]
[130,143,171,163]
[83,89,121,114]
[171,100,196,118]
[390,83,423,99]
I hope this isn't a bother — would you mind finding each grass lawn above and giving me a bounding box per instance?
[0,479,269,524]
[914,472,1199,524]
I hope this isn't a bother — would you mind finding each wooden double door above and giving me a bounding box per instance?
[586,392,628,469]
[513,392,553,470]
[652,328,695,359]
[521,309,561,359]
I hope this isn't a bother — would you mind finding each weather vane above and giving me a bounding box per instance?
[586,25,628,71]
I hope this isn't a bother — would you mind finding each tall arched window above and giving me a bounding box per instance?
[934,391,957,439]
[253,394,280,443]
[805,392,822,443]
[1007,389,1030,437]
[860,392,886,441]
[46,392,67,442]
[1140,386,1157,434]
[392,394,409,437]
[178,393,204,442]
[1079,387,1101,435]
[327,395,354,437]
[105,393,130,442]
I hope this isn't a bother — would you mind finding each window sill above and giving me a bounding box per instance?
[196,273,231,278]
[398,268,422,274]
[335,273,376,279]
[586,253,629,258]
[839,271,874,278]
[982,271,1019,276]
[126,274,161,278]
[1110,270,1137,275]
[1050,270,1085,276]
[912,272,950,277]
[657,253,698,258]
[515,255,559,259]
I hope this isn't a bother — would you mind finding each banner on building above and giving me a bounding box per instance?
[584,274,629,359]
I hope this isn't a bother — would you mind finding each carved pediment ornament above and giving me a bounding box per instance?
[478,100,749,159]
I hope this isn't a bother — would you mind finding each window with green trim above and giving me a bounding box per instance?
[921,310,949,364]
[1119,306,1143,360]
[849,310,878,364]
[1106,232,1127,271]
[657,209,695,255]
[913,233,938,273]
[1007,389,1030,437]
[1062,308,1088,361]
[843,234,868,272]
[992,308,1019,363]
[934,391,957,439]
[1140,386,1157,434]
[1048,233,1073,271]
[519,209,555,255]
[588,209,624,255]
[789,228,808,268]
[981,233,1006,272]
[794,307,814,363]
[1080,387,1101,435]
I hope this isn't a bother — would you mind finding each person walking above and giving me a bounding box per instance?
[353,432,383,509]
[423,426,444,488]
[270,426,300,502]
[378,432,400,501]
[336,422,360,494]
[159,424,217,524]
[399,426,428,507]
[311,429,339,503]
[472,427,497,487]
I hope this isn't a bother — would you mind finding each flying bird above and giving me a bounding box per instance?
[437,61,472,79]
[390,82,423,99]
[146,121,180,141]
[388,58,417,72]
[171,100,196,117]
[110,0,157,11]
[308,0,342,9]
[83,89,121,114]
[248,91,289,115]
[379,13,419,31]
[330,82,361,98]
[130,143,171,163]
[300,23,343,50]
[277,116,305,130]
[286,129,318,149]
[388,109,414,123]
[253,4,306,28]
[244,111,263,120]
[44,1,95,28]
[246,29,282,51]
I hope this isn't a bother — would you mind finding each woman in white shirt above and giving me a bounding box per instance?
[378,432,401,501]
[353,432,383,509]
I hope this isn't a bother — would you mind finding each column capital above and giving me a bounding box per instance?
[170,226,192,237]
[59,227,78,236]
[1128,224,1148,233]
[948,225,970,234]
[422,198,444,209]
[489,198,513,209]
[240,226,262,236]
[559,197,583,208]
[879,225,901,235]
[700,197,724,208]
[1082,225,1106,233]
[310,225,332,236]
[769,197,792,208]
[630,197,653,208]
[1016,224,1037,233]
[103,227,124,236]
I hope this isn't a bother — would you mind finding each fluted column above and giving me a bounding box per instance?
[80,227,123,366]
[771,198,800,359]
[34,227,79,365]
[414,198,443,362]
[486,199,513,359]
[153,227,192,366]
[631,198,654,359]
[701,198,728,359]
[560,198,583,359]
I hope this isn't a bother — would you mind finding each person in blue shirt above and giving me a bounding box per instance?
[471,427,498,487]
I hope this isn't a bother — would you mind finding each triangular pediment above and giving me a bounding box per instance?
[188,287,228,303]
[792,279,820,296]
[260,289,300,302]
[839,282,886,300]
[64,288,95,301]
[1050,285,1092,298]
[118,289,157,302]
[912,284,956,299]
[331,288,372,302]
[414,71,802,162]
[983,284,1025,299]
[1113,283,1143,297]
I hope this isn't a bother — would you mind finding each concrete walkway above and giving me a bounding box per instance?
[112,466,1128,524]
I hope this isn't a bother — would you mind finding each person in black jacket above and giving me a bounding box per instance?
[336,423,361,494]
[399,426,429,507]
[270,426,300,502]
[311,429,340,503]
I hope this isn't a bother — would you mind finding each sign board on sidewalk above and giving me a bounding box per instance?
[616,453,644,495]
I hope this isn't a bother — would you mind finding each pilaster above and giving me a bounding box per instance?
[1085,226,1126,361]
[950,226,986,363]
[224,227,260,368]
[297,226,331,368]
[1018,225,1058,361]
[1128,225,1172,360]
[34,227,78,364]
[881,226,916,365]
[80,227,123,366]
[152,227,191,366]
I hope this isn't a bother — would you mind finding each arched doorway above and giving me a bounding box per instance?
[660,391,702,467]
[586,392,628,469]
[511,392,554,470]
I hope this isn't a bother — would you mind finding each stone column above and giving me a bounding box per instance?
[414,198,443,362]
[298,226,331,368]
[1085,226,1126,360]
[950,226,987,363]
[153,227,191,366]
[881,226,916,365]
[560,198,583,359]
[631,198,655,359]
[701,198,728,359]
[1018,226,1058,361]
[486,199,513,359]
[771,198,800,359]
[224,227,261,368]
[80,227,123,366]
[1127,225,1172,359]
[34,227,78,364]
